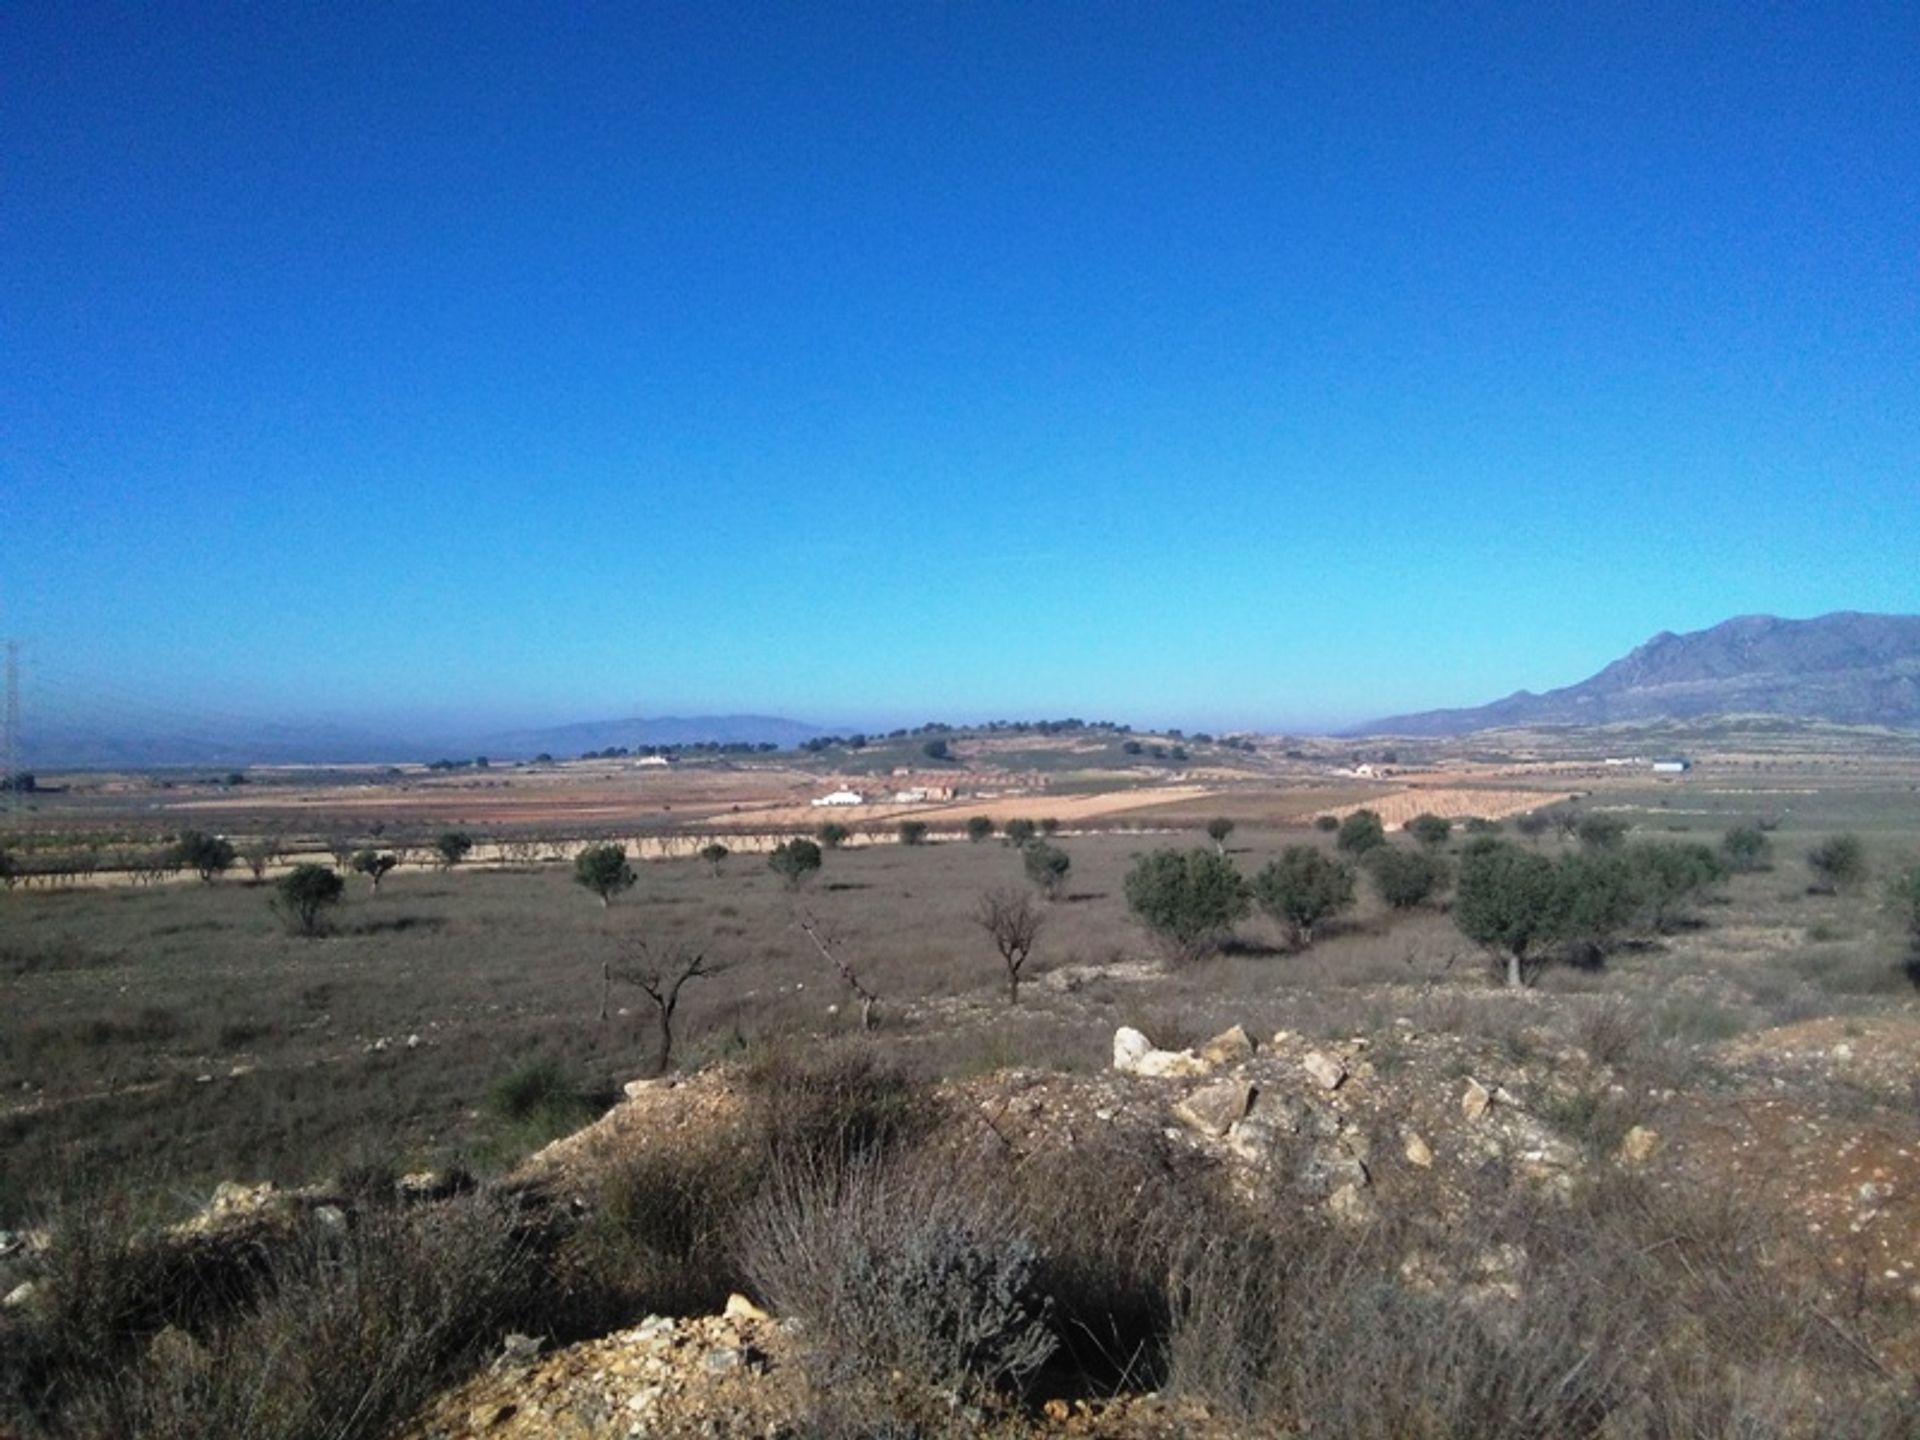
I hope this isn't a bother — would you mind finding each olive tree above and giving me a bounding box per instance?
[1123,847,1250,963]
[172,830,236,883]
[1205,817,1235,855]
[897,820,929,847]
[966,816,995,844]
[769,837,824,890]
[1336,810,1386,856]
[1022,841,1070,900]
[274,863,345,936]
[1454,842,1560,988]
[1405,813,1452,849]
[699,841,730,877]
[574,842,636,906]
[1366,845,1449,911]
[1251,846,1355,949]
[434,831,475,868]
[815,821,852,850]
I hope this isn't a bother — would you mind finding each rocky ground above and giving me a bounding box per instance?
[378,1012,1920,1438]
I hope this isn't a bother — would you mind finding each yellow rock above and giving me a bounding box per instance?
[723,1292,770,1322]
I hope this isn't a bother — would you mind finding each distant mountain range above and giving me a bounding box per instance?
[1362,612,1920,736]
[25,713,834,770]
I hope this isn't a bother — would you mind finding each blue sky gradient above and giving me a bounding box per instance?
[5,3,1916,734]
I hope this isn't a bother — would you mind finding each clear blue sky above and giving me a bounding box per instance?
[5,2,1916,736]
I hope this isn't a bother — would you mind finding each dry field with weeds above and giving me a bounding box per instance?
[5,730,1920,1436]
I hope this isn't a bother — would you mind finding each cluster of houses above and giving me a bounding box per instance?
[810,777,959,807]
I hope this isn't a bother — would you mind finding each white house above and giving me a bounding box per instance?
[811,789,866,807]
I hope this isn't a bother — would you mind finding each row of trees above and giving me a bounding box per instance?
[1116,820,1756,986]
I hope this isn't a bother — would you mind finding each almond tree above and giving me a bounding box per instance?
[974,887,1044,1004]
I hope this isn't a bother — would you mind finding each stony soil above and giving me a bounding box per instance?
[388,1011,1920,1438]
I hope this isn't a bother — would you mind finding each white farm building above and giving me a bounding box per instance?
[811,789,866,807]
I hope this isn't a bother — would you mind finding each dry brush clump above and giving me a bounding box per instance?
[4,1190,544,1440]
[742,1151,1056,1396]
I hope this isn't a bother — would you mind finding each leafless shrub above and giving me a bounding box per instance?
[69,1198,540,1440]
[743,1150,1055,1395]
[973,887,1044,1004]
[607,939,729,1075]
[1571,995,1642,1068]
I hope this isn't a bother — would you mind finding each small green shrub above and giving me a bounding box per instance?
[1720,823,1770,872]
[1807,833,1868,894]
[487,1058,593,1146]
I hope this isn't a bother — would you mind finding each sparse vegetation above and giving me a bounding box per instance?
[8,757,1920,1437]
[1808,832,1869,893]
[1722,821,1772,872]
[1576,811,1630,849]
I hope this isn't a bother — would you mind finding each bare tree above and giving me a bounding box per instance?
[608,940,728,1075]
[240,833,284,881]
[324,834,359,872]
[797,912,880,1030]
[974,886,1045,1004]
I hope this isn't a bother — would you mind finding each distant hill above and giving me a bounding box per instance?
[473,714,833,758]
[23,717,410,770]
[1360,612,1920,736]
[25,711,833,769]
